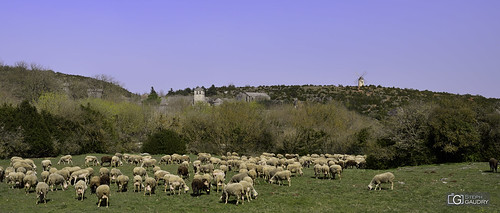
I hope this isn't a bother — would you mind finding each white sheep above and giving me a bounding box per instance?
[96,184,110,208]
[144,177,157,196]
[368,172,395,190]
[270,170,292,186]
[84,156,100,167]
[57,155,73,165]
[133,167,147,178]
[116,175,129,192]
[41,160,52,171]
[220,183,244,205]
[41,171,50,183]
[239,180,258,202]
[24,174,38,194]
[48,173,68,191]
[111,156,123,167]
[70,169,90,185]
[110,168,122,183]
[329,165,342,180]
[133,175,143,192]
[99,167,110,177]
[36,182,49,204]
[75,180,87,201]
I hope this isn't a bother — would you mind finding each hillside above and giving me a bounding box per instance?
[0,64,139,103]
[169,84,500,119]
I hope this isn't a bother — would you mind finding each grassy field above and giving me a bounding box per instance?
[0,154,498,213]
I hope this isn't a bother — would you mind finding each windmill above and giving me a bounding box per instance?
[356,72,367,90]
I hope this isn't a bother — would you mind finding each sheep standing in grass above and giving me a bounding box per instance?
[329,165,342,180]
[177,165,189,179]
[41,160,52,171]
[57,155,73,165]
[116,175,129,192]
[239,180,258,202]
[220,183,244,205]
[36,182,49,204]
[287,163,303,177]
[191,178,210,195]
[75,180,87,201]
[270,170,292,186]
[24,174,38,194]
[489,158,498,173]
[133,175,143,192]
[41,171,50,183]
[368,172,395,190]
[133,167,147,178]
[144,177,157,196]
[48,173,68,191]
[99,168,110,177]
[111,156,122,167]
[101,156,113,167]
[89,176,100,194]
[84,156,100,167]
[96,185,110,208]
[110,168,122,183]
[213,173,225,193]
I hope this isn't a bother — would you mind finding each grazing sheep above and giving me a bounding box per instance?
[239,180,258,202]
[55,169,70,182]
[100,174,110,186]
[49,168,58,174]
[111,156,123,167]
[99,168,110,177]
[489,158,498,173]
[144,177,157,196]
[24,174,38,194]
[84,156,100,167]
[141,158,157,170]
[200,164,214,174]
[153,166,162,173]
[57,155,73,165]
[154,170,169,185]
[247,169,258,181]
[159,155,172,165]
[36,182,49,204]
[9,172,25,189]
[48,173,68,191]
[191,178,210,195]
[213,173,225,193]
[368,172,395,190]
[89,176,101,194]
[70,169,90,185]
[133,175,143,192]
[220,183,244,205]
[230,172,249,183]
[165,175,189,195]
[85,167,94,177]
[96,185,110,208]
[101,156,113,167]
[41,171,50,183]
[110,168,122,183]
[287,163,303,177]
[75,180,87,201]
[270,170,292,186]
[116,175,129,192]
[133,167,147,178]
[41,160,52,171]
[329,165,343,180]
[16,167,27,174]
[192,160,201,174]
[177,165,189,179]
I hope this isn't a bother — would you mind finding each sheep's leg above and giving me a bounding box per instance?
[98,198,101,207]
[391,181,393,190]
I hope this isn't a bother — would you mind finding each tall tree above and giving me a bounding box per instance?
[144,86,161,105]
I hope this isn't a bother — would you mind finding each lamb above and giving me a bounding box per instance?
[41,160,52,171]
[133,167,147,178]
[329,165,343,180]
[133,175,144,192]
[36,182,49,204]
[24,174,38,194]
[270,170,292,186]
[489,158,498,173]
[96,185,110,208]
[89,176,101,194]
[191,178,210,196]
[75,180,87,201]
[57,155,73,165]
[111,156,123,167]
[48,173,68,191]
[368,172,395,190]
[116,175,129,192]
[144,177,157,196]
[177,165,189,179]
[220,183,244,205]
[84,156,100,167]
[101,156,113,167]
[110,168,122,183]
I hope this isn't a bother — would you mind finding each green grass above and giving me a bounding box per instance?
[1,154,499,212]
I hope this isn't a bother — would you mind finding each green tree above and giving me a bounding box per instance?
[206,84,217,96]
[144,87,161,105]
[142,128,185,154]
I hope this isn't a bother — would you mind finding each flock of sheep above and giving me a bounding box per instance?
[0,152,397,208]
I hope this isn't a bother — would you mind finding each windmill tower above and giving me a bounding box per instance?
[357,72,366,90]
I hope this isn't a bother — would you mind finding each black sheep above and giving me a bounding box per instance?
[101,156,113,167]
[191,179,210,195]
[177,165,189,179]
[490,158,498,172]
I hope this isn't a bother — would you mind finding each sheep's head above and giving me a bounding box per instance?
[368,184,373,190]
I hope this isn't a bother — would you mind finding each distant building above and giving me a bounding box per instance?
[236,92,271,102]
[193,87,207,104]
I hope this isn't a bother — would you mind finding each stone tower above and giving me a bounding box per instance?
[193,87,206,104]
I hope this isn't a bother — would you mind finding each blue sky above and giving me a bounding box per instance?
[1,1,499,98]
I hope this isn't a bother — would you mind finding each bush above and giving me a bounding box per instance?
[142,129,185,154]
